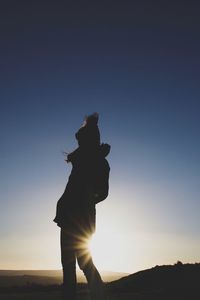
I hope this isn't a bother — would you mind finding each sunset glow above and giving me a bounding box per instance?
[1,1,200,276]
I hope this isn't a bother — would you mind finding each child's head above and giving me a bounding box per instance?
[75,113,100,148]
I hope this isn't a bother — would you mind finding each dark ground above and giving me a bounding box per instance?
[0,263,200,299]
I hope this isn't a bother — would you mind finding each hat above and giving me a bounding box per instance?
[76,113,100,147]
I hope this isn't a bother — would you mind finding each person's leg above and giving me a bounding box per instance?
[77,239,107,300]
[60,228,77,300]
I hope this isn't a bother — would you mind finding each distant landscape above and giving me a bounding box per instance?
[0,262,200,299]
[0,270,127,286]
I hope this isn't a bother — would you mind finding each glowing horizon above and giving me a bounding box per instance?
[1,190,200,273]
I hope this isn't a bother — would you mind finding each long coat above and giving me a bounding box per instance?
[54,144,110,235]
[53,145,109,235]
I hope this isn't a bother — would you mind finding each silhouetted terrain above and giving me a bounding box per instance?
[0,263,199,299]
[108,262,200,299]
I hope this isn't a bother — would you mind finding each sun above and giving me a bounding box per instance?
[88,225,129,272]
[84,203,140,273]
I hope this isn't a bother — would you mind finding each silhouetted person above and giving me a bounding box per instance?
[54,113,110,300]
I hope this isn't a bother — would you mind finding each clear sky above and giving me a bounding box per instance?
[1,1,200,273]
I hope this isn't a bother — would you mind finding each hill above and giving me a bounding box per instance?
[108,262,200,299]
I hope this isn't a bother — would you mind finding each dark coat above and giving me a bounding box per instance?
[53,144,110,234]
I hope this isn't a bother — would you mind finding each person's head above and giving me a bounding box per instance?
[84,112,99,126]
[75,113,100,147]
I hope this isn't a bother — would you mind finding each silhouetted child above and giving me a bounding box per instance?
[54,113,110,300]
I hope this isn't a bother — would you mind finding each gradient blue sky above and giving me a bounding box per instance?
[1,1,200,272]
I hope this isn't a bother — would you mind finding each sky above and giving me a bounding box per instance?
[1,1,200,273]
